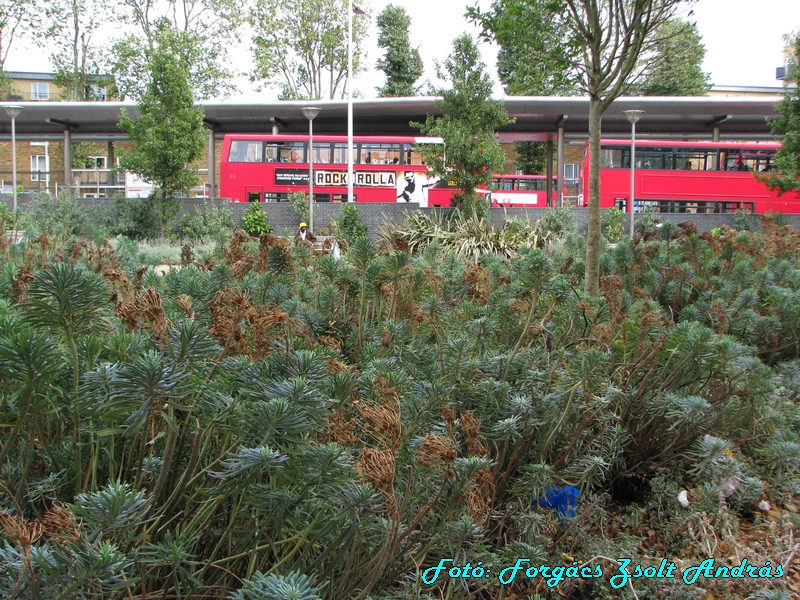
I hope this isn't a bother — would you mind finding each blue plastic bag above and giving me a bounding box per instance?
[534,486,581,520]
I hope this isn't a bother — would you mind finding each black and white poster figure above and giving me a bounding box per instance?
[397,172,416,202]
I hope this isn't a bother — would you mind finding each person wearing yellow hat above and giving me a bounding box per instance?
[295,221,316,247]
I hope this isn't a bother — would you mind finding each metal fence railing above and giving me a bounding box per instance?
[0,168,212,198]
[5,91,70,102]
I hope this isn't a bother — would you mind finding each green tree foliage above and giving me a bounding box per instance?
[109,0,242,100]
[639,20,710,96]
[104,196,162,240]
[413,34,512,219]
[375,4,423,97]
[467,1,579,176]
[763,32,800,196]
[117,28,206,237]
[468,0,580,97]
[514,141,546,174]
[249,0,371,100]
[0,0,37,76]
[469,0,686,296]
[42,0,112,101]
[70,142,104,169]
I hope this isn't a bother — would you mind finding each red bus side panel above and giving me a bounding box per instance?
[599,169,796,213]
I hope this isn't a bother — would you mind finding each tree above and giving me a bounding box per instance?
[514,142,546,174]
[0,0,38,92]
[109,0,242,100]
[249,0,371,100]
[639,19,709,96]
[413,34,512,219]
[763,31,800,196]
[117,27,206,236]
[375,4,423,97]
[42,0,113,101]
[469,1,581,176]
[469,1,580,97]
[470,0,687,296]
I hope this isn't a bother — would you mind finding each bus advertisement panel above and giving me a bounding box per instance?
[220,134,442,207]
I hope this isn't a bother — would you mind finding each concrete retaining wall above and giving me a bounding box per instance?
[2,193,799,238]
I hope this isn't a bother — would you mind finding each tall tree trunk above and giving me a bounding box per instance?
[584,95,602,297]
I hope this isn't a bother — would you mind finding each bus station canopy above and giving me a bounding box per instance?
[0,95,784,141]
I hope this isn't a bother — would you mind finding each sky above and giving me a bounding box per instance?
[5,0,800,100]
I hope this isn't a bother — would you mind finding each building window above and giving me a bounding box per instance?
[31,82,49,101]
[88,156,107,169]
[563,163,579,187]
[31,155,48,182]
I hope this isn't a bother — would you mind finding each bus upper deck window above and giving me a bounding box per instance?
[230,140,264,162]
[279,143,305,163]
[265,144,281,162]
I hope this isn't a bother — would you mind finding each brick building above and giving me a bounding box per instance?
[0,71,222,197]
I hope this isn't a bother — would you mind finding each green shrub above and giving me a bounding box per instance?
[634,204,657,233]
[601,207,626,242]
[106,195,161,240]
[334,204,368,247]
[18,191,103,239]
[134,240,183,265]
[242,202,272,236]
[0,203,13,228]
[733,208,755,232]
[540,206,577,235]
[764,211,790,227]
[177,201,233,241]
[289,191,309,222]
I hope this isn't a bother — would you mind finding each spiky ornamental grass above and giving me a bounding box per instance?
[382,209,553,262]
[1,219,800,598]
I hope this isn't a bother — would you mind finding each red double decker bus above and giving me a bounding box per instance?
[490,174,558,208]
[220,134,444,206]
[579,139,799,214]
[426,174,557,208]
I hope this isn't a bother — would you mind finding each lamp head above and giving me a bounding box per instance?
[623,109,645,125]
[2,105,24,119]
[302,107,321,121]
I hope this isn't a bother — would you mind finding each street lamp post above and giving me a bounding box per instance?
[623,109,644,237]
[302,106,321,232]
[348,3,365,203]
[3,105,24,215]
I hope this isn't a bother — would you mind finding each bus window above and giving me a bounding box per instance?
[312,142,332,164]
[723,151,754,172]
[403,143,426,165]
[279,142,305,163]
[675,149,713,171]
[333,143,357,164]
[518,179,546,191]
[637,148,672,170]
[265,144,281,162]
[332,193,357,202]
[264,193,289,202]
[361,143,401,164]
[229,140,264,162]
[743,150,775,172]
[600,147,626,168]
[491,178,514,191]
